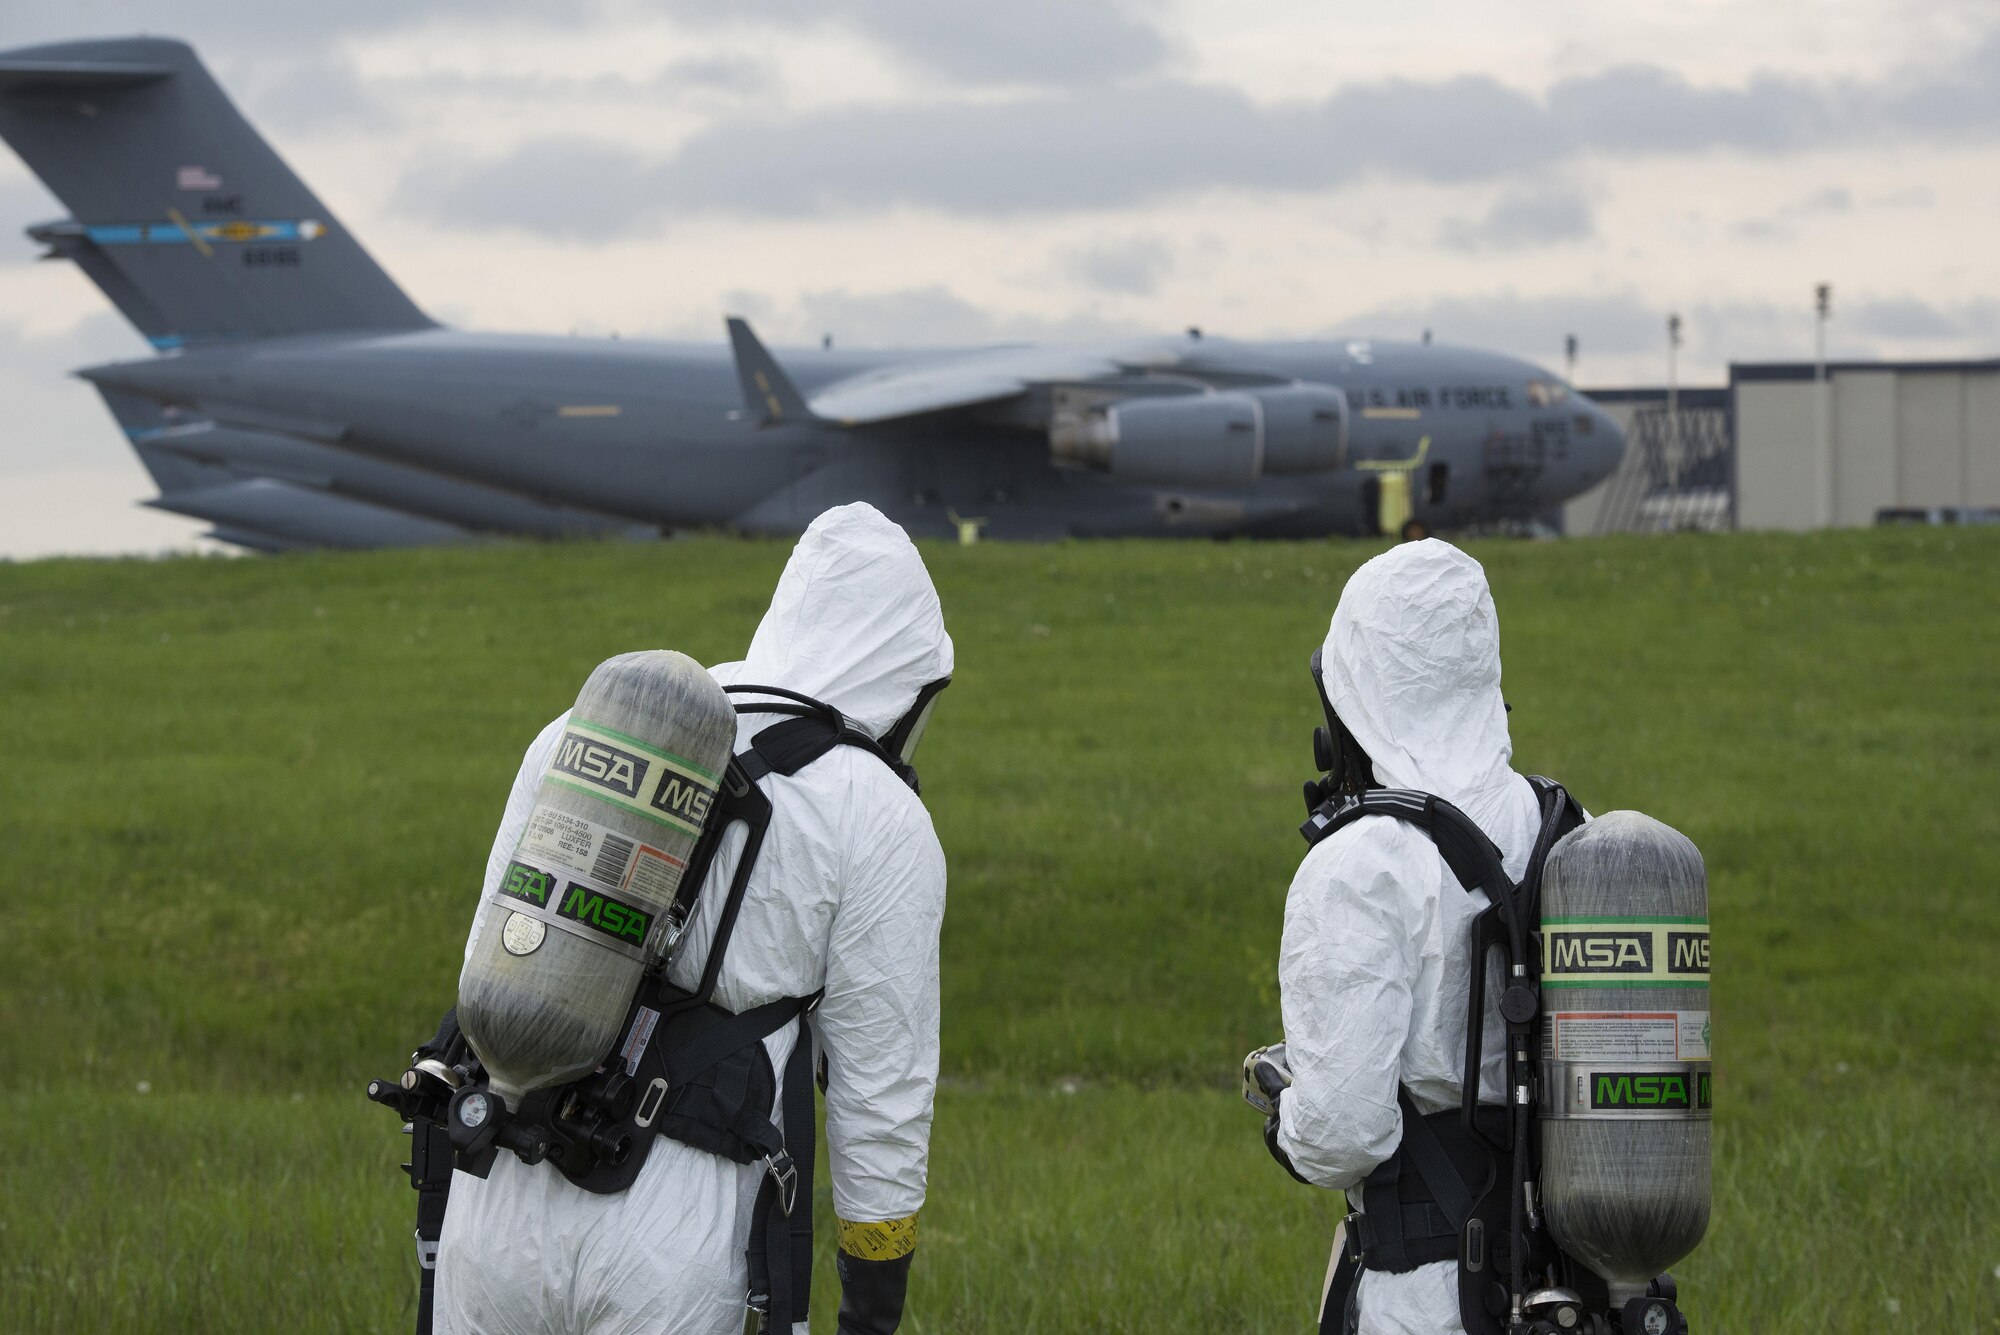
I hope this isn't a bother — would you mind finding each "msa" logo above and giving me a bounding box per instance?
[499,861,553,907]
[1590,1070,1713,1112]
[1548,932,1653,973]
[553,731,649,799]
[1668,932,1710,974]
[558,883,651,946]
[651,774,714,825]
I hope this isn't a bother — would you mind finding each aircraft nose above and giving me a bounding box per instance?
[1581,403,1627,488]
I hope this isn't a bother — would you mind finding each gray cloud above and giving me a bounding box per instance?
[0,171,58,230]
[1798,186,1853,213]
[370,56,777,106]
[404,79,1550,232]
[0,307,154,476]
[1544,65,1839,154]
[788,283,1152,347]
[0,0,1163,90]
[0,1,550,54]
[1730,218,1790,242]
[1729,185,1849,240]
[1848,296,2000,341]
[1334,291,1669,367]
[230,56,404,137]
[402,29,2000,234]
[1880,28,2000,132]
[772,0,1168,86]
[1440,185,1594,251]
[1335,288,2000,381]
[1066,236,1173,295]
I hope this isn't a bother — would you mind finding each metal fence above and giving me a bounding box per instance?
[1591,402,1735,535]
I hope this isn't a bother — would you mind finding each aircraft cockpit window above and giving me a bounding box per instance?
[1526,380,1570,407]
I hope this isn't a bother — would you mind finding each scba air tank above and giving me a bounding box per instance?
[458,651,736,1110]
[1538,811,1711,1306]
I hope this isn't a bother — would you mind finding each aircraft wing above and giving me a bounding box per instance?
[807,342,1171,425]
[728,317,1236,427]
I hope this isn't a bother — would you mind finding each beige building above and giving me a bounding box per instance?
[1732,359,2000,529]
[1565,359,2000,534]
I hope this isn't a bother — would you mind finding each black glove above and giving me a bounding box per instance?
[1242,1043,1312,1185]
[835,1216,917,1335]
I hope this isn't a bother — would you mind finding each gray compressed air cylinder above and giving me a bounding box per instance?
[1538,810,1712,1304]
[457,651,735,1110]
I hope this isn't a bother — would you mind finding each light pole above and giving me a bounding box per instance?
[1666,313,1683,508]
[1814,283,1833,527]
[1565,333,1578,384]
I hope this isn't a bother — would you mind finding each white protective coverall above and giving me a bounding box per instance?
[1276,539,1566,1335]
[437,503,953,1335]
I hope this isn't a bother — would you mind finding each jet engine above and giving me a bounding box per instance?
[1252,384,1348,474]
[1050,392,1263,488]
[1049,383,1349,489]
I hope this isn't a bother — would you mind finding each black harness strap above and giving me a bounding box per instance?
[1395,1090,1476,1231]
[747,1002,821,1326]
[661,995,806,1088]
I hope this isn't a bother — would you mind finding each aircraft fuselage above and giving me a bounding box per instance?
[83,328,1625,541]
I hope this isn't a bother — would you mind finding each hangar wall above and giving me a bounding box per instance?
[1565,359,2000,534]
[1732,360,2000,530]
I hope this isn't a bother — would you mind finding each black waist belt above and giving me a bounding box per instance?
[1354,1093,1510,1275]
[1357,1201,1460,1270]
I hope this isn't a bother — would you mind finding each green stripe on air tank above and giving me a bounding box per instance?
[543,775,704,837]
[567,716,721,782]
[1542,915,1708,925]
[1542,979,1709,989]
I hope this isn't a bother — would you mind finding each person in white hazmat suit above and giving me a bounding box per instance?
[1255,539,1579,1335]
[436,503,952,1335]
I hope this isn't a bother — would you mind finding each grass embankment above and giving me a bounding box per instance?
[1,528,1995,1332]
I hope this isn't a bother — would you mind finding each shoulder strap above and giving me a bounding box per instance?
[1519,776,1585,926]
[1302,788,1514,908]
[738,715,842,781]
[736,713,918,791]
[671,709,909,1004]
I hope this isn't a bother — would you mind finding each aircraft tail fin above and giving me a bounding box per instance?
[0,37,432,348]
[726,316,816,426]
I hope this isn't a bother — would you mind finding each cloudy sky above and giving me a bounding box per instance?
[3,0,1998,557]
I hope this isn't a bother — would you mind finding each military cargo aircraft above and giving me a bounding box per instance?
[0,37,1626,550]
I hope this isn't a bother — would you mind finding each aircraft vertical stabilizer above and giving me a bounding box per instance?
[0,37,432,349]
[726,316,815,425]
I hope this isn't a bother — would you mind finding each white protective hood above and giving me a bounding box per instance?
[725,502,954,738]
[1321,538,1517,831]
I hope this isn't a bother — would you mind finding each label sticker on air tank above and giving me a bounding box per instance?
[1547,1012,1711,1062]
[1541,917,1709,988]
[519,805,686,900]
[543,718,719,838]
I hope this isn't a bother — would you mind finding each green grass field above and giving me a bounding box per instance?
[1,527,1995,1332]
